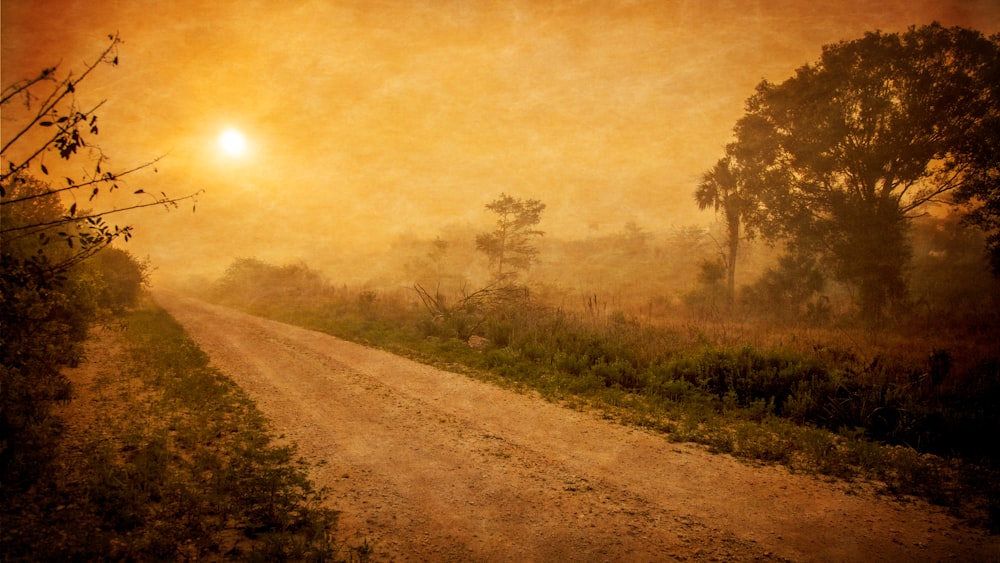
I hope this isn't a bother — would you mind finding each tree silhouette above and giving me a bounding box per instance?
[475,193,546,281]
[726,24,1000,319]
[696,154,753,302]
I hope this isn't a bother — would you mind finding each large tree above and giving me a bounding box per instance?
[729,23,1000,319]
[475,193,546,281]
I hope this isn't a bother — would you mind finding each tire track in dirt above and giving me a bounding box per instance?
[153,292,999,562]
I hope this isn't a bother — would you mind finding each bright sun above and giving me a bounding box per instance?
[218,128,247,157]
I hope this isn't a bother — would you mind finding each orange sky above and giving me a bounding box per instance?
[3,0,999,282]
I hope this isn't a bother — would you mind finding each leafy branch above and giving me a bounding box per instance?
[1,34,201,277]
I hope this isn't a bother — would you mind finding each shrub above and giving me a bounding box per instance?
[0,249,146,490]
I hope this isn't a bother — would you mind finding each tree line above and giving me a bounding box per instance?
[424,24,1000,326]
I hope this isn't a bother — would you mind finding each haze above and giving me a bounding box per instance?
[3,0,999,284]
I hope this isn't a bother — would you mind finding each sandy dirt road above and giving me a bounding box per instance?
[153,292,998,562]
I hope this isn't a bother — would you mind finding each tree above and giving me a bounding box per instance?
[729,24,1000,319]
[85,247,150,313]
[695,153,759,302]
[742,251,827,321]
[475,193,546,281]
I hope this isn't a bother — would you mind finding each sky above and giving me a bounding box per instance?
[3,0,999,283]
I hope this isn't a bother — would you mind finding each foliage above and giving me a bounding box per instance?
[950,29,1000,273]
[0,233,149,489]
[727,24,1000,319]
[908,211,1000,324]
[212,257,333,307]
[0,36,192,492]
[682,258,729,317]
[1,303,360,561]
[413,280,531,341]
[81,247,150,313]
[741,251,827,321]
[475,193,546,281]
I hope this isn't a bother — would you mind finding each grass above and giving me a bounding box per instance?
[0,298,370,561]
[211,287,1000,532]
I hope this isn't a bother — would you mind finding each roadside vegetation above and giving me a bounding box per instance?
[1,299,361,560]
[0,40,363,561]
[201,255,1000,533]
[1,34,197,492]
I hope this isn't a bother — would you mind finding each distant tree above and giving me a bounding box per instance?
[213,258,331,307]
[475,193,546,281]
[86,247,150,313]
[728,24,1000,319]
[741,251,827,321]
[696,153,768,302]
[909,212,1000,320]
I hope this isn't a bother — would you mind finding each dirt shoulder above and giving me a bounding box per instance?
[153,291,999,562]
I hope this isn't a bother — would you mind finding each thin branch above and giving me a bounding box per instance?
[0,66,57,106]
[900,165,968,214]
[0,100,107,185]
[1,190,201,235]
[1,155,162,206]
[0,34,119,157]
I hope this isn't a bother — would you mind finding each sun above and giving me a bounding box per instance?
[218,128,248,157]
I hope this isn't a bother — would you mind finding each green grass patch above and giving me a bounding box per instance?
[0,299,369,561]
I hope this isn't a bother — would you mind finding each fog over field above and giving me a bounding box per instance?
[4,0,999,286]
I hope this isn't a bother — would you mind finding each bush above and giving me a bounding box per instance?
[1,178,149,490]
[87,247,150,313]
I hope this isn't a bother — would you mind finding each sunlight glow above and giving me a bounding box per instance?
[218,128,247,157]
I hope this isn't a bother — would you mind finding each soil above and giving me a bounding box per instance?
[152,291,1000,562]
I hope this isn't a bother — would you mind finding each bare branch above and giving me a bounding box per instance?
[0,66,57,106]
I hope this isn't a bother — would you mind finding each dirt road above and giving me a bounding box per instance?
[153,292,998,562]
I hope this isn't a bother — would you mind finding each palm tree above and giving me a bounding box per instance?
[695,154,747,302]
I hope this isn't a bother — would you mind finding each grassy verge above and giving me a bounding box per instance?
[0,298,370,561]
[220,294,999,532]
